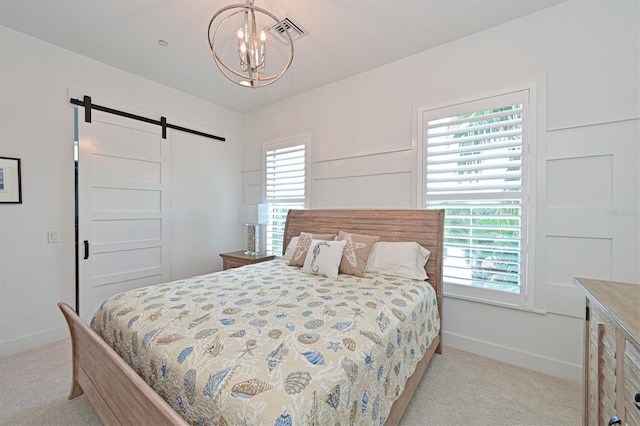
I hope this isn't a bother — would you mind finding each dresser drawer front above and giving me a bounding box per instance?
[589,308,621,426]
[624,340,640,426]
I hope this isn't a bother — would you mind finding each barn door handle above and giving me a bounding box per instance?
[83,240,89,259]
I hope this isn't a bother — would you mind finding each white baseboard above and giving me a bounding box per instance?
[0,326,68,358]
[443,330,582,383]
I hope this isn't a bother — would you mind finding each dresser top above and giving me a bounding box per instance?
[574,277,640,345]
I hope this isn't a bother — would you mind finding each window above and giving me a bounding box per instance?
[421,88,533,307]
[264,138,307,255]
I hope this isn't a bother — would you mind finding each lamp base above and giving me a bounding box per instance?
[245,224,260,255]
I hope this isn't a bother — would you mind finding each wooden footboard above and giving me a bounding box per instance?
[59,300,439,426]
[58,302,186,425]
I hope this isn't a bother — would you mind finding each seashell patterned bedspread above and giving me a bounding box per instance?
[91,258,440,426]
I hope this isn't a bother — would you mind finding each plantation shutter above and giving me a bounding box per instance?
[265,143,306,255]
[424,90,529,295]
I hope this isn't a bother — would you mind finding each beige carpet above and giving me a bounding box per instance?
[0,339,581,425]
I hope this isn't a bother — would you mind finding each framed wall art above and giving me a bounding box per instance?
[0,156,22,204]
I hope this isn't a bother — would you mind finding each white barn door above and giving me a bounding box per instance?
[78,106,171,323]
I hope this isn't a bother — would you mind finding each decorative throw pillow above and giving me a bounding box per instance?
[302,239,347,279]
[367,241,431,281]
[337,231,380,277]
[289,232,337,266]
[282,236,299,260]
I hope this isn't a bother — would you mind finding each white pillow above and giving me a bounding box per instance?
[367,242,431,281]
[302,239,347,279]
[282,236,299,260]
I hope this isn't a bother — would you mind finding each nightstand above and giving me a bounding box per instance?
[219,251,276,270]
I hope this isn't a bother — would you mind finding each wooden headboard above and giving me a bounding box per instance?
[283,209,445,334]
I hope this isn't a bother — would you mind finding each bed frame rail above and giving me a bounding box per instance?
[58,302,187,425]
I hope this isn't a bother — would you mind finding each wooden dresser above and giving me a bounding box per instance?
[574,278,640,426]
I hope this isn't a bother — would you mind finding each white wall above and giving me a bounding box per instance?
[242,0,640,381]
[0,26,244,356]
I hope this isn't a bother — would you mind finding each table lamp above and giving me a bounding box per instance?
[238,204,268,255]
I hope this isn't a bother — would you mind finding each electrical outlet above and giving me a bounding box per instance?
[48,230,59,243]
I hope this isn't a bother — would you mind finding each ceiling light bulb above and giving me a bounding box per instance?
[260,31,266,42]
[237,29,244,39]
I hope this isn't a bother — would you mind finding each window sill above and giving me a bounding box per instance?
[443,291,547,315]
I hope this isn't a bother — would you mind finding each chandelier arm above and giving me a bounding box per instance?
[211,9,254,79]
[213,51,256,80]
[208,2,294,88]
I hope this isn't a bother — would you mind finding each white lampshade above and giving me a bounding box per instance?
[238,204,268,225]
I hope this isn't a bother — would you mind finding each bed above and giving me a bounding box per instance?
[59,209,444,425]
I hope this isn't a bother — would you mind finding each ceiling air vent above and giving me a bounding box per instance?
[266,15,308,44]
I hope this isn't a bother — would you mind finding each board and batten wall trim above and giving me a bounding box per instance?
[539,118,639,319]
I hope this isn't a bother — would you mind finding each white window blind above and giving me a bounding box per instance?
[423,90,530,304]
[265,143,306,255]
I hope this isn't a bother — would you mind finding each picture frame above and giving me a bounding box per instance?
[0,156,22,204]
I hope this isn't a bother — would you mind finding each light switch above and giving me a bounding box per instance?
[48,230,59,243]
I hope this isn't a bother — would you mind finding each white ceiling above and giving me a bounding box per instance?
[0,0,567,113]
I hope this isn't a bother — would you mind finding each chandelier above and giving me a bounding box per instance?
[208,0,294,88]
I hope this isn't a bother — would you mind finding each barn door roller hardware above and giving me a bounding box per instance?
[70,95,225,142]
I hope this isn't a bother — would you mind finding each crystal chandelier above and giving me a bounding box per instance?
[208,0,294,88]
